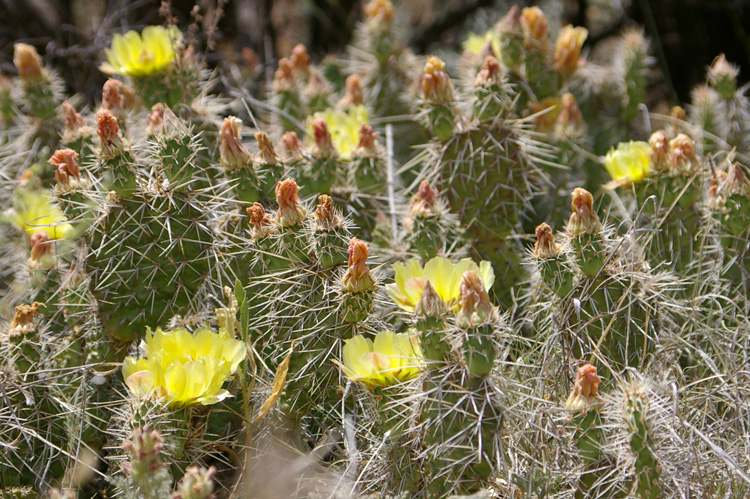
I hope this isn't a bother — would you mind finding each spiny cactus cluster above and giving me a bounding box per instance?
[0,2,749,498]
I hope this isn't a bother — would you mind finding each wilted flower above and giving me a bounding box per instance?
[49,149,80,190]
[604,141,651,184]
[340,331,423,389]
[386,256,494,313]
[122,326,246,406]
[564,364,601,411]
[220,117,252,171]
[533,222,561,259]
[308,105,369,160]
[275,178,307,227]
[568,187,601,235]
[10,189,72,240]
[340,238,375,293]
[101,25,181,77]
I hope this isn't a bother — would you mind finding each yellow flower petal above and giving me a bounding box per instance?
[122,325,246,406]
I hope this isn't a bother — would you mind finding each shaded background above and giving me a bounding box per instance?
[1,0,749,108]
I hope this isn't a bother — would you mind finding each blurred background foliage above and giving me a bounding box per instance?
[1,0,749,110]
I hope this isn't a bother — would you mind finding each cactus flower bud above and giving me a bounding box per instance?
[172,465,217,499]
[50,149,80,189]
[338,74,364,109]
[553,25,587,77]
[311,118,336,158]
[649,131,670,171]
[568,188,601,235]
[414,280,446,318]
[725,163,750,196]
[13,43,44,81]
[709,53,739,99]
[122,427,164,477]
[97,109,124,158]
[364,0,395,33]
[475,55,502,87]
[669,133,698,172]
[255,131,279,165]
[63,102,85,133]
[275,178,307,227]
[102,78,135,112]
[277,131,305,163]
[28,230,53,269]
[457,270,493,327]
[353,123,379,157]
[290,44,310,78]
[533,222,561,259]
[340,238,375,293]
[564,364,601,411]
[521,6,549,46]
[273,58,295,92]
[409,180,437,218]
[314,194,342,231]
[220,117,252,171]
[247,202,275,240]
[422,56,454,103]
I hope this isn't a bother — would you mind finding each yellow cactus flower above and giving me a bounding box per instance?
[122,326,246,406]
[101,26,181,77]
[386,256,494,313]
[307,105,369,159]
[604,141,651,185]
[340,331,423,389]
[10,189,72,240]
[463,30,501,58]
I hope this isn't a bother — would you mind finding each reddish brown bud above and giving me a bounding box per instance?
[273,58,295,91]
[219,117,251,171]
[339,74,364,109]
[97,109,124,157]
[277,131,304,163]
[311,118,335,157]
[340,238,375,293]
[475,56,502,87]
[101,79,135,112]
[353,123,379,157]
[275,178,306,227]
[28,231,52,269]
[50,149,80,188]
[314,194,342,231]
[290,44,310,77]
[247,203,274,240]
[533,222,560,258]
[649,131,670,171]
[255,131,279,165]
[62,102,85,135]
[568,187,600,235]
